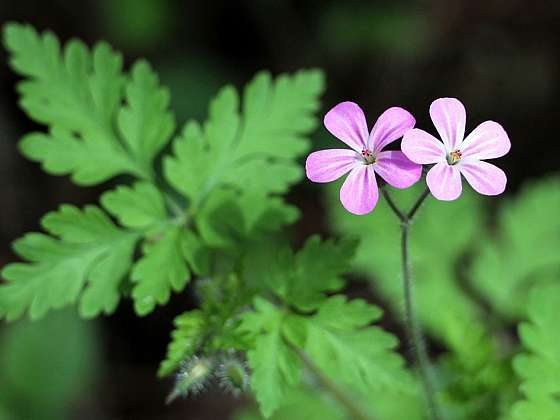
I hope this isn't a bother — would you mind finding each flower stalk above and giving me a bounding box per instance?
[381,186,443,420]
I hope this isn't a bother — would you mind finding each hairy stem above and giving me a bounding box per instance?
[287,341,373,420]
[382,186,443,420]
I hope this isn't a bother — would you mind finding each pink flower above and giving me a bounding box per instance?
[401,98,511,201]
[306,102,422,215]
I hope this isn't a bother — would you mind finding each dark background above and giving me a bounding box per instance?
[0,1,559,419]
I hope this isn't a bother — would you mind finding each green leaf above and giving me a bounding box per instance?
[233,387,348,420]
[510,283,560,420]
[131,226,190,315]
[295,296,413,395]
[181,230,210,276]
[158,309,206,377]
[240,296,412,418]
[163,70,324,230]
[195,189,299,248]
[469,176,560,319]
[117,60,175,170]
[266,236,358,311]
[4,23,174,184]
[240,298,302,417]
[101,181,167,229]
[0,205,138,320]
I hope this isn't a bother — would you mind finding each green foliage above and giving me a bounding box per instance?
[327,182,488,352]
[163,69,323,247]
[265,236,358,310]
[5,23,170,184]
[101,182,167,230]
[319,4,431,58]
[237,237,412,418]
[0,309,99,419]
[510,283,560,420]
[469,176,560,319]
[234,387,347,420]
[131,226,191,315]
[299,295,413,394]
[0,205,138,320]
[239,294,413,418]
[241,298,303,418]
[159,272,254,379]
[158,310,207,377]
[118,60,175,172]
[1,23,324,320]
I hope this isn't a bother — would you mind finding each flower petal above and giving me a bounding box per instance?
[305,149,359,183]
[324,102,368,152]
[368,107,416,152]
[426,162,462,201]
[340,165,378,215]
[429,98,466,151]
[401,128,447,164]
[374,151,422,189]
[459,159,507,196]
[460,121,511,160]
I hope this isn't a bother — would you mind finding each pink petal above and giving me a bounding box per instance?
[460,121,511,160]
[324,102,369,152]
[429,98,466,151]
[305,149,359,183]
[368,107,416,152]
[459,159,507,196]
[374,151,422,189]
[426,162,462,201]
[401,128,447,164]
[340,165,378,215]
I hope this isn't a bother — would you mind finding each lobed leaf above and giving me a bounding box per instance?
[294,296,413,396]
[510,283,560,420]
[101,182,167,229]
[0,205,138,320]
[240,298,302,418]
[265,236,358,311]
[158,310,207,377]
[131,226,191,316]
[469,176,560,319]
[163,70,324,241]
[4,23,174,184]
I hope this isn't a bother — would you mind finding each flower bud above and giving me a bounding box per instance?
[216,356,249,397]
[166,356,214,404]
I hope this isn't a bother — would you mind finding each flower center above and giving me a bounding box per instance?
[447,149,462,165]
[361,148,376,165]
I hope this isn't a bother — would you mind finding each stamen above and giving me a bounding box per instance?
[448,149,462,165]
[361,148,376,164]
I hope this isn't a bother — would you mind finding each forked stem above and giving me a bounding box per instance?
[382,186,443,420]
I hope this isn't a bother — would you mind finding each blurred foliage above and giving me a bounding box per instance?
[99,0,175,51]
[470,176,560,319]
[234,387,347,420]
[319,3,432,58]
[327,175,560,419]
[510,283,560,420]
[0,309,99,420]
[156,57,229,124]
[328,182,488,350]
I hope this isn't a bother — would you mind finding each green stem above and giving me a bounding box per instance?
[287,341,373,420]
[382,186,443,420]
